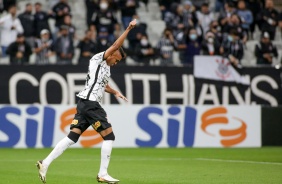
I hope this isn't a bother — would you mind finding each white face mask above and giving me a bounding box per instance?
[141,39,148,46]
[101,39,107,45]
[208,37,214,43]
[100,3,108,10]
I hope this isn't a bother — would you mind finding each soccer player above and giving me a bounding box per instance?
[36,19,137,184]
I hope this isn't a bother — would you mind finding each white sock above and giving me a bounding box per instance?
[43,137,75,168]
[98,140,113,176]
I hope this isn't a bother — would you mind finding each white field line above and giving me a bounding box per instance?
[1,158,282,166]
[196,158,282,166]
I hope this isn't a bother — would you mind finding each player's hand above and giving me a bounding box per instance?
[115,91,128,102]
[128,19,137,30]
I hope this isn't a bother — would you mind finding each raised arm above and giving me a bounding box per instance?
[103,19,136,60]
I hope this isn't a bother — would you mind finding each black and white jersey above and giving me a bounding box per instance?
[77,51,110,103]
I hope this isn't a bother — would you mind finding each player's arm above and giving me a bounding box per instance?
[103,19,136,60]
[105,84,128,101]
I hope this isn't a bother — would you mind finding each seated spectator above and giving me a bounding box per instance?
[0,5,24,57]
[220,29,244,67]
[96,27,113,53]
[127,14,148,49]
[34,29,55,64]
[77,29,96,64]
[18,3,35,48]
[133,34,155,64]
[53,25,74,64]
[257,0,279,40]
[62,14,76,39]
[201,31,220,56]
[91,0,119,43]
[184,28,201,65]
[255,31,278,65]
[237,0,253,37]
[196,2,214,34]
[6,34,32,64]
[155,27,176,65]
[34,2,51,38]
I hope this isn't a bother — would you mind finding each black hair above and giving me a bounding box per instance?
[119,47,126,59]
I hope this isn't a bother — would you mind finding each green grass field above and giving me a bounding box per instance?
[1,147,282,184]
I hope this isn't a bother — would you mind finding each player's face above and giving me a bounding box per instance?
[107,50,122,66]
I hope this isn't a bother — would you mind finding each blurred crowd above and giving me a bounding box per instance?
[0,0,281,66]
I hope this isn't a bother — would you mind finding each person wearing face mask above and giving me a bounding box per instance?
[119,0,138,29]
[218,2,237,33]
[208,20,223,44]
[220,28,244,67]
[201,32,220,56]
[18,3,35,48]
[96,27,113,53]
[133,34,155,64]
[182,28,201,65]
[34,29,55,64]
[53,25,74,64]
[91,0,120,43]
[6,33,32,64]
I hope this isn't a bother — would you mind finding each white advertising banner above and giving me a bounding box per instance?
[0,105,261,148]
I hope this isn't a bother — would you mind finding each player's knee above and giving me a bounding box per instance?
[67,131,80,143]
[103,132,115,141]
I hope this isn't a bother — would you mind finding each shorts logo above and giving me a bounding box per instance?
[71,119,78,125]
[93,121,101,130]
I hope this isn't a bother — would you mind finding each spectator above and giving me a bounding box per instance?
[155,28,176,65]
[257,0,279,40]
[220,29,244,67]
[191,0,208,10]
[96,27,113,53]
[52,0,71,38]
[201,31,220,56]
[63,14,76,39]
[85,0,99,27]
[34,29,55,64]
[6,34,32,64]
[184,28,201,65]
[208,20,223,44]
[224,13,248,44]
[246,0,264,39]
[218,2,237,33]
[77,29,96,64]
[196,2,214,34]
[91,0,119,42]
[175,28,188,63]
[54,25,74,64]
[119,0,138,29]
[182,1,198,28]
[127,14,147,49]
[158,0,181,20]
[18,3,35,48]
[237,0,253,37]
[255,31,278,65]
[34,2,51,38]
[133,34,155,64]
[215,0,225,12]
[279,11,282,37]
[0,0,16,13]
[0,5,24,57]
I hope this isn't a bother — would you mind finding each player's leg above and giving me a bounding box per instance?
[96,127,119,183]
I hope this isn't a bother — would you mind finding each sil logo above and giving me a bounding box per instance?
[60,108,103,147]
[201,107,247,147]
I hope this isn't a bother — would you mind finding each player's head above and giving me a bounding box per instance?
[106,47,126,66]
